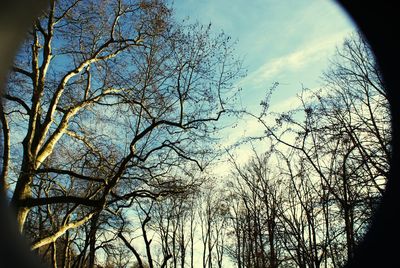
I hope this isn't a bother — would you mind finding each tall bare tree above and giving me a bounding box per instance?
[226,147,284,268]
[1,0,243,266]
[249,32,390,266]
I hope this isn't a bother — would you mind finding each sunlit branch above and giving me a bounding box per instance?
[31,211,96,250]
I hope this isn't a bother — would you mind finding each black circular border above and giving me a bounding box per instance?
[338,1,399,267]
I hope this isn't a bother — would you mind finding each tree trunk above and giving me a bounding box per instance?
[11,170,33,232]
[343,203,355,260]
[88,213,99,268]
[180,223,185,268]
[190,213,194,268]
[61,230,69,268]
[0,101,10,195]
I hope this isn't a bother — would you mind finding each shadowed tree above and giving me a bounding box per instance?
[251,32,390,265]
[226,147,284,268]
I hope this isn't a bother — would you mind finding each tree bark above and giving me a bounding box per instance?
[11,161,34,233]
[88,213,99,268]
[0,100,10,195]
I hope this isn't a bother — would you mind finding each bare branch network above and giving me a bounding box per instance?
[0,0,389,267]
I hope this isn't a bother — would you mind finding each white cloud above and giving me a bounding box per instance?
[240,29,351,89]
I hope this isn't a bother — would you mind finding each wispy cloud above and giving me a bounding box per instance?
[173,1,356,177]
[240,29,351,89]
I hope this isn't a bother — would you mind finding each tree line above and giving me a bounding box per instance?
[0,0,390,267]
[222,32,389,268]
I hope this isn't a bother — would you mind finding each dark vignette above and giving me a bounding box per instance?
[337,1,399,267]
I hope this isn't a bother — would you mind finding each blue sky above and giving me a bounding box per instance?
[172,0,356,173]
[173,0,355,103]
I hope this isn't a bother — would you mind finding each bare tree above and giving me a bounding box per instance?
[2,0,243,266]
[226,147,284,268]
[197,181,230,268]
[249,32,390,266]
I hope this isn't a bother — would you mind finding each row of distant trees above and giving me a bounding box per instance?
[227,32,389,267]
[0,0,390,267]
[214,32,389,268]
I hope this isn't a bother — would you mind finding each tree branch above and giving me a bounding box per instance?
[118,232,145,268]
[3,94,31,113]
[12,66,34,79]
[35,168,105,183]
[18,195,102,208]
[31,211,96,250]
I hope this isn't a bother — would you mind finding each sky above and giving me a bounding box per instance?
[172,0,357,174]
[170,3,357,265]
